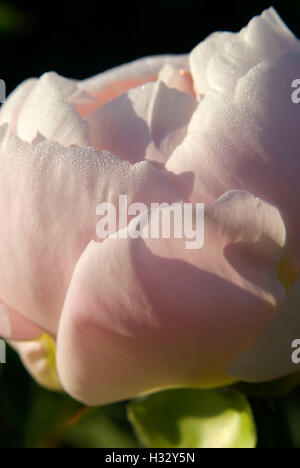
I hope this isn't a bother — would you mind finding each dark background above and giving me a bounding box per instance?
[1,0,300,93]
[0,0,300,448]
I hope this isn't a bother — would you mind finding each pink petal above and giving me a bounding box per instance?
[57,191,285,405]
[0,125,180,335]
[166,52,300,269]
[78,54,189,108]
[0,301,42,341]
[69,89,98,117]
[86,81,197,166]
[228,277,300,382]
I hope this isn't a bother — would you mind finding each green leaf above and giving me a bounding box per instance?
[24,389,81,448]
[128,388,257,448]
[23,384,140,448]
[64,404,141,448]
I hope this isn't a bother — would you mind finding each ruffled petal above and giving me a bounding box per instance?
[17,72,90,147]
[0,125,180,335]
[190,8,300,96]
[79,54,189,107]
[86,81,197,166]
[166,52,300,269]
[0,78,37,131]
[57,191,285,405]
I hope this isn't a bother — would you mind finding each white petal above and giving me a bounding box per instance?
[17,72,90,147]
[0,78,37,130]
[190,8,300,96]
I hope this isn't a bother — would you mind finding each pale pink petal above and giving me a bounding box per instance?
[166,52,300,269]
[190,7,300,96]
[69,89,98,117]
[0,301,42,341]
[158,64,194,96]
[57,191,285,405]
[78,55,189,107]
[228,277,300,382]
[17,72,90,147]
[0,125,180,335]
[86,81,197,166]
[0,78,37,131]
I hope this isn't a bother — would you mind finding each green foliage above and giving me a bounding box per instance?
[0,2,26,34]
[1,347,300,448]
[128,388,257,448]
[0,347,139,448]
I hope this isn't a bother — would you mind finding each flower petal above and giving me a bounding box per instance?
[79,54,189,107]
[0,301,42,341]
[0,125,180,335]
[190,7,300,96]
[86,81,197,166]
[69,89,98,117]
[158,64,194,96]
[167,52,300,269]
[0,78,37,131]
[228,276,300,382]
[17,72,90,147]
[57,191,285,405]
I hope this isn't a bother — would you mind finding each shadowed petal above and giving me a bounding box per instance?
[0,125,180,335]
[167,53,300,269]
[86,81,197,165]
[79,54,189,108]
[228,276,300,382]
[57,191,285,405]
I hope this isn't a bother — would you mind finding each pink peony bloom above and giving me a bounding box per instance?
[0,7,299,404]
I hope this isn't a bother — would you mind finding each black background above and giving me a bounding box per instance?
[1,0,300,93]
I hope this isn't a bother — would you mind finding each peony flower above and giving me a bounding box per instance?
[0,7,299,405]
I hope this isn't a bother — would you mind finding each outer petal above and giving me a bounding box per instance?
[228,276,300,382]
[86,81,197,166]
[11,335,62,392]
[166,53,300,269]
[0,78,37,131]
[0,125,180,335]
[78,55,189,107]
[17,72,90,147]
[190,8,300,96]
[0,301,42,341]
[57,191,285,405]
